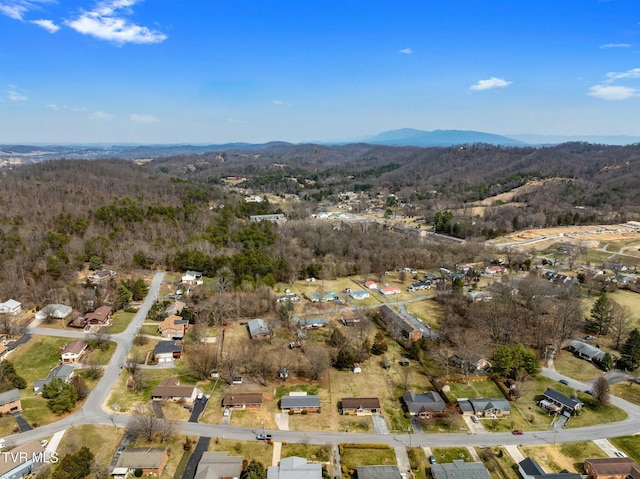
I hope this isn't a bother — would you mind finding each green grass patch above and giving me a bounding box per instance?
[173,451,192,479]
[554,351,603,383]
[12,335,68,384]
[281,443,331,462]
[560,441,607,471]
[476,447,519,479]
[447,380,506,401]
[431,447,474,464]
[19,396,57,426]
[0,414,17,437]
[609,436,640,464]
[611,382,640,405]
[139,324,159,336]
[275,384,320,399]
[87,341,117,366]
[340,445,396,477]
[110,312,135,334]
[57,424,124,467]
[408,447,429,479]
[208,438,273,467]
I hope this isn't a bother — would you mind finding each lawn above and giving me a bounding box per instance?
[207,438,273,468]
[519,441,607,473]
[110,311,136,334]
[280,443,331,462]
[406,299,443,329]
[407,447,429,479]
[11,335,69,384]
[609,436,640,463]
[85,341,117,366]
[611,382,640,405]
[553,351,603,383]
[56,424,123,467]
[140,324,160,336]
[476,447,519,479]
[446,380,506,401]
[0,414,17,438]
[339,445,396,478]
[431,447,474,464]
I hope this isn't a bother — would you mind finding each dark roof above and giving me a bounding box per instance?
[536,473,582,479]
[585,457,640,478]
[151,378,196,399]
[519,458,546,476]
[341,397,381,409]
[542,388,583,410]
[154,341,183,355]
[280,395,320,409]
[356,465,403,479]
[431,461,491,479]
[469,398,511,413]
[0,388,20,405]
[402,391,446,414]
[298,317,327,328]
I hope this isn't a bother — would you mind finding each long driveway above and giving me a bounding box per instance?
[6,273,640,450]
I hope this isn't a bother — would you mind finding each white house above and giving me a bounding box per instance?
[0,299,21,315]
[181,271,203,285]
[60,340,88,363]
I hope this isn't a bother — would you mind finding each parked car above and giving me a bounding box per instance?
[197,392,204,400]
[471,415,479,423]
[116,446,125,455]
[585,335,596,341]
[223,408,230,417]
[512,430,524,435]
[232,377,243,384]
[256,433,272,441]
[40,440,49,447]
[583,390,594,396]
[559,379,569,385]
[429,455,437,465]
[615,451,627,458]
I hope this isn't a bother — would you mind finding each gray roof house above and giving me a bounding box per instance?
[194,452,243,479]
[267,456,322,479]
[280,394,321,413]
[457,398,512,418]
[519,458,547,479]
[34,364,75,394]
[298,317,327,329]
[153,340,183,363]
[0,388,21,414]
[402,391,446,417]
[567,340,607,363]
[540,388,583,416]
[248,318,271,340]
[356,465,403,479]
[35,304,73,320]
[431,461,491,479]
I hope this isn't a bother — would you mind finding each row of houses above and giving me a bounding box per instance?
[219,392,382,415]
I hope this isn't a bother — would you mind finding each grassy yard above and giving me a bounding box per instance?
[0,414,17,438]
[207,438,273,468]
[407,447,429,479]
[406,299,443,329]
[431,447,474,464]
[85,341,117,365]
[446,380,506,401]
[110,311,136,334]
[340,445,396,478]
[280,443,331,462]
[519,441,607,473]
[11,335,69,384]
[476,447,519,479]
[609,436,640,463]
[56,424,124,467]
[611,382,640,405]
[140,324,160,336]
[553,351,603,383]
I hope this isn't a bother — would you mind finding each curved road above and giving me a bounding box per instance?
[5,272,640,450]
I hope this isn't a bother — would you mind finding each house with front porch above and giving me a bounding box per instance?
[539,388,583,416]
[340,397,381,415]
[457,398,511,418]
[280,393,321,413]
[402,391,447,418]
[222,393,263,410]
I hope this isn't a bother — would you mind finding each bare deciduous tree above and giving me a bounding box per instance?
[305,345,331,380]
[592,376,610,407]
[187,345,218,380]
[128,404,159,442]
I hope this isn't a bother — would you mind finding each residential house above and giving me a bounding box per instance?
[457,263,473,273]
[276,293,300,303]
[267,456,322,479]
[298,317,327,329]
[380,286,401,295]
[466,291,493,302]
[567,340,608,364]
[166,300,186,316]
[518,458,583,479]
[181,271,203,285]
[157,315,189,339]
[365,280,378,289]
[431,461,491,479]
[457,398,511,418]
[112,448,169,478]
[0,299,21,315]
[222,393,263,410]
[308,291,338,303]
[280,393,321,413]
[151,378,200,404]
[341,311,361,326]
[349,290,370,300]
[340,397,381,415]
[194,452,243,479]
[247,318,271,340]
[380,305,422,341]
[539,388,583,416]
[249,214,287,223]
[84,305,112,326]
[87,269,116,283]
[485,265,506,275]
[34,364,75,394]
[357,465,403,479]
[402,391,447,418]
[35,304,73,321]
[153,341,183,363]
[584,457,640,479]
[0,440,48,479]
[60,339,88,363]
[0,388,21,414]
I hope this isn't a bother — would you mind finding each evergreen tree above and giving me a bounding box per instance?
[587,294,614,335]
[241,459,266,479]
[621,328,640,371]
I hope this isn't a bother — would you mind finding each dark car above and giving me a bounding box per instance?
[584,390,594,396]
[559,379,569,385]
[512,429,524,435]
[429,455,437,465]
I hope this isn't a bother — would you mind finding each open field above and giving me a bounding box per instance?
[519,441,607,473]
[406,299,442,328]
[11,335,69,383]
[56,425,123,467]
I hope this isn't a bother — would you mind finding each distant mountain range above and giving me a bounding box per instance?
[2,129,640,162]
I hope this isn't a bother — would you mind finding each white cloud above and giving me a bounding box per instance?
[31,18,59,32]
[600,43,631,49]
[0,0,53,21]
[66,0,167,44]
[399,48,413,54]
[469,77,512,91]
[130,113,159,123]
[89,110,114,120]
[7,85,27,101]
[588,84,638,100]
[605,67,640,82]
[46,103,59,110]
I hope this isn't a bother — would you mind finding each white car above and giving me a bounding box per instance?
[40,440,49,447]
[223,408,230,417]
[197,392,204,400]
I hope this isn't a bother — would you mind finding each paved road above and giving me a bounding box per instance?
[6,271,640,453]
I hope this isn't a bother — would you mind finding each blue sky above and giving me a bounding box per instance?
[1,0,640,144]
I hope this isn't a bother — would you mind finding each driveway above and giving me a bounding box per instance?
[371,414,389,434]
[12,413,32,432]
[275,412,289,431]
[180,437,211,479]
[189,397,207,423]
